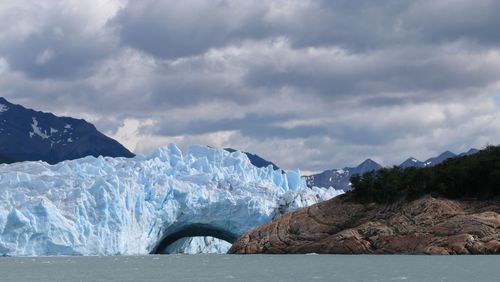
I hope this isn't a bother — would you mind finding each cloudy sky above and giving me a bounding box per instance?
[1,0,500,173]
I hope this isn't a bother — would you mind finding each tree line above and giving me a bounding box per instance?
[350,145,500,203]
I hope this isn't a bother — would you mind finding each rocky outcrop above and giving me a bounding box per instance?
[229,195,500,254]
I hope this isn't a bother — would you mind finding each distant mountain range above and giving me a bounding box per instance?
[0,97,134,164]
[305,159,382,191]
[224,148,280,170]
[399,149,478,169]
[306,148,479,191]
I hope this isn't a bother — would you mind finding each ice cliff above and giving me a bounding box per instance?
[0,144,342,256]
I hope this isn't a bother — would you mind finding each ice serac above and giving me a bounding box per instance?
[0,144,342,256]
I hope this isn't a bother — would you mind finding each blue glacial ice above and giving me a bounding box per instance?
[0,144,343,256]
[163,236,233,254]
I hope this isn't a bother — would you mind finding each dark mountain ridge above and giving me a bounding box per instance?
[0,97,134,164]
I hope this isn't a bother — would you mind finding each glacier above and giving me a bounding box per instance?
[162,236,232,254]
[0,144,343,256]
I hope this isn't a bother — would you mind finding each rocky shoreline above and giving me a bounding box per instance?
[229,195,500,255]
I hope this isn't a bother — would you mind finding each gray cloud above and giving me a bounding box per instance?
[1,0,500,172]
[0,1,117,79]
[243,44,500,102]
[402,0,500,46]
[112,0,500,58]
[3,29,113,79]
[145,113,328,140]
[111,0,271,59]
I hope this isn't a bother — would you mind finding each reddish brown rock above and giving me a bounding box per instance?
[229,195,500,254]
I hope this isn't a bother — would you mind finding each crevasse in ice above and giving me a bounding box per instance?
[0,144,342,256]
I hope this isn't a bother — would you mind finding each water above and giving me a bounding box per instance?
[0,255,499,282]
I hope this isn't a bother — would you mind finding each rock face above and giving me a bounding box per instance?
[229,195,500,255]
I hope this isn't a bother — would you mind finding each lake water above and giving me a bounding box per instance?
[0,255,499,282]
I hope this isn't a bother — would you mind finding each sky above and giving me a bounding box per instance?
[1,0,500,173]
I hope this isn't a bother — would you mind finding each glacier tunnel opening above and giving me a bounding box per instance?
[150,224,239,254]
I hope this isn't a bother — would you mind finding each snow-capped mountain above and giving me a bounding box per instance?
[399,157,425,169]
[422,151,456,167]
[305,159,383,191]
[0,97,134,164]
[398,149,478,169]
[0,144,342,256]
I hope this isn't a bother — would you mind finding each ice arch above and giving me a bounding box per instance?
[150,224,238,254]
[0,144,343,256]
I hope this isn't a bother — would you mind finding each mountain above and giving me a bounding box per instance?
[348,158,383,175]
[422,151,456,167]
[398,149,477,169]
[0,153,15,164]
[305,158,383,191]
[459,148,479,157]
[0,97,134,164]
[399,157,425,169]
[224,148,280,170]
[0,144,342,256]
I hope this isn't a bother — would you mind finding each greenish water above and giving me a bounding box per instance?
[0,255,499,282]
